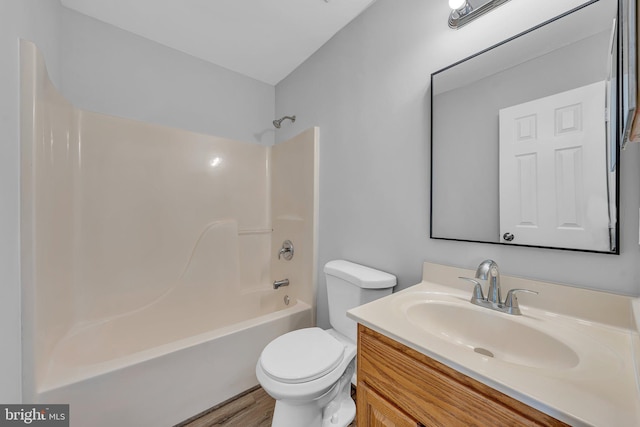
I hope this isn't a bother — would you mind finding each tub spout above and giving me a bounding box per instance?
[273,279,290,290]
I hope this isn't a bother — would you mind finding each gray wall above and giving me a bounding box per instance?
[0,0,275,402]
[274,0,640,329]
[57,7,275,145]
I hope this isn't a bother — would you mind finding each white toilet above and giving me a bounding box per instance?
[256,260,396,427]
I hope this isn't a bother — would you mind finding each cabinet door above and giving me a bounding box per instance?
[358,383,421,427]
[357,325,569,427]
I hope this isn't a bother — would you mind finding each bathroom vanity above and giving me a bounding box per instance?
[348,262,640,426]
[357,324,566,426]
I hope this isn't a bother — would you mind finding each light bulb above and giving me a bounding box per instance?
[449,0,467,10]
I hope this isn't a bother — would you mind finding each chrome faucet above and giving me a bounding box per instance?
[475,259,501,304]
[278,240,294,261]
[273,278,290,290]
[459,259,538,315]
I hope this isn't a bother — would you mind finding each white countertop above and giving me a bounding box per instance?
[347,262,640,427]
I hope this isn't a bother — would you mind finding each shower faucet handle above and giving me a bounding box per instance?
[278,240,294,260]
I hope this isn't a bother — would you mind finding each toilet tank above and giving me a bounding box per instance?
[324,260,396,343]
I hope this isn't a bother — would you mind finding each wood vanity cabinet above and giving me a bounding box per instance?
[356,325,569,427]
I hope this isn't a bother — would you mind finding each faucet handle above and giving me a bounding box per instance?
[458,277,485,302]
[278,240,294,260]
[504,289,538,315]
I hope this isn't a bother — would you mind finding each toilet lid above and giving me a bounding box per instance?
[260,328,345,384]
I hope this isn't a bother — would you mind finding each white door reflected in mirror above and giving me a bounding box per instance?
[499,81,612,251]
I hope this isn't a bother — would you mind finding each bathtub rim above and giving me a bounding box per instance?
[37,299,311,394]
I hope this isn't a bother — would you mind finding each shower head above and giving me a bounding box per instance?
[273,115,296,128]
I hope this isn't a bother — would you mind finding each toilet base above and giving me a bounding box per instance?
[270,362,355,427]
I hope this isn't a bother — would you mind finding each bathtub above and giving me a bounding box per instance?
[35,290,312,427]
[21,40,318,427]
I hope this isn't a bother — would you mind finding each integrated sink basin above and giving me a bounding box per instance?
[404,299,579,370]
[348,262,640,427]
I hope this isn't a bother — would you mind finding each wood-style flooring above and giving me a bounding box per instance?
[177,386,357,427]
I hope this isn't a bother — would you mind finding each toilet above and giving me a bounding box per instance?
[256,260,396,427]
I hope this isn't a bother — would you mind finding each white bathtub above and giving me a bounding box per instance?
[35,291,312,427]
[21,40,318,427]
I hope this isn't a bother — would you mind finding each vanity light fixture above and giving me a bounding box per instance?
[448,0,511,29]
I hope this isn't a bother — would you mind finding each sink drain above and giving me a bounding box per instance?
[474,347,494,358]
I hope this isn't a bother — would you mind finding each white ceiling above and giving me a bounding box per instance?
[60,0,377,85]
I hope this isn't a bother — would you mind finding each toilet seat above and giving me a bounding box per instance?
[260,328,345,384]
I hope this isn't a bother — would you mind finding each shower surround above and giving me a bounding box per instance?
[20,40,317,426]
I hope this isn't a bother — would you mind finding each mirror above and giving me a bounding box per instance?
[430,0,621,253]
